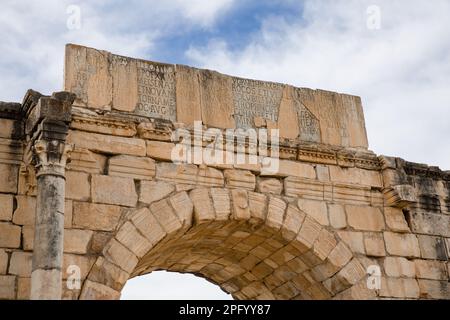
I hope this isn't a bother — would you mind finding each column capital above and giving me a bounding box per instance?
[23,91,76,178]
[33,139,73,178]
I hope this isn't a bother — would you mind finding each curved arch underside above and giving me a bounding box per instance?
[81,187,372,300]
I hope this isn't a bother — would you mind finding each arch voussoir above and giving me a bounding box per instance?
[80,186,363,300]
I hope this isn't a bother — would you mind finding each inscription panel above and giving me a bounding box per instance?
[135,61,176,121]
[232,78,283,128]
[296,103,321,143]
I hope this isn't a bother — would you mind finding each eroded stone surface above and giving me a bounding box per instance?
[0,44,449,301]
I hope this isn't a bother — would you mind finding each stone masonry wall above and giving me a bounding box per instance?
[0,44,449,300]
[0,111,449,299]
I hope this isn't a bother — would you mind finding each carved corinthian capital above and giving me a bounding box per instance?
[33,139,73,178]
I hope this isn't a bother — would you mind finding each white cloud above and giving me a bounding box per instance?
[0,0,235,101]
[186,0,450,169]
[173,0,234,27]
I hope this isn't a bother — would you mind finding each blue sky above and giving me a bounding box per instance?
[1,0,450,299]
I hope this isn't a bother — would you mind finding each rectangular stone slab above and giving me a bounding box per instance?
[64,44,369,149]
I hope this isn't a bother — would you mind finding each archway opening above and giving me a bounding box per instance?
[82,189,362,300]
[121,271,232,300]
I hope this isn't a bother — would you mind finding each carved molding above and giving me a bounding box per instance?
[68,109,382,171]
[383,185,417,208]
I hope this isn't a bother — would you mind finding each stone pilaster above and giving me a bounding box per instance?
[23,91,75,300]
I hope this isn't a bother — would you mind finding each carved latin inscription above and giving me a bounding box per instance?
[232,78,283,128]
[135,61,176,121]
[296,102,321,143]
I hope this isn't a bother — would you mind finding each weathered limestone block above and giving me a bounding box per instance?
[384,257,415,278]
[296,217,322,249]
[337,231,365,254]
[231,189,251,221]
[22,226,34,251]
[17,277,30,300]
[297,198,329,226]
[210,188,231,221]
[131,208,166,245]
[64,229,94,254]
[379,277,420,299]
[62,254,95,282]
[197,166,224,187]
[262,160,316,179]
[276,86,298,139]
[64,44,112,109]
[384,207,410,233]
[266,197,286,230]
[146,141,176,161]
[66,171,90,201]
[189,188,215,223]
[92,175,138,207]
[224,169,256,190]
[0,222,21,248]
[0,118,19,139]
[108,155,155,180]
[410,212,450,237]
[0,249,8,274]
[65,200,73,228]
[256,178,282,195]
[88,257,129,292]
[89,232,113,255]
[324,258,366,295]
[0,275,16,299]
[233,153,262,173]
[281,204,305,241]
[414,260,448,280]
[248,192,267,223]
[329,166,382,188]
[103,239,138,273]
[363,232,386,257]
[384,232,421,258]
[139,181,174,205]
[156,163,198,185]
[327,241,353,270]
[0,137,23,165]
[345,205,385,231]
[0,163,18,193]
[115,221,153,258]
[319,91,368,148]
[150,199,182,235]
[200,70,234,129]
[383,185,417,208]
[66,147,104,174]
[8,252,32,277]
[315,165,330,182]
[418,279,450,299]
[328,204,346,229]
[313,229,338,260]
[73,202,122,231]
[110,55,138,112]
[12,196,36,225]
[283,177,325,200]
[169,192,194,227]
[0,194,13,221]
[80,280,120,300]
[70,113,137,137]
[67,130,146,156]
[175,65,202,125]
[417,235,448,261]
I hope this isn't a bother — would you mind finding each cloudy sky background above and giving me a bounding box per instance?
[1,0,449,299]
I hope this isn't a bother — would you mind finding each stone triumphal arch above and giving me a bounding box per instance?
[0,44,449,300]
